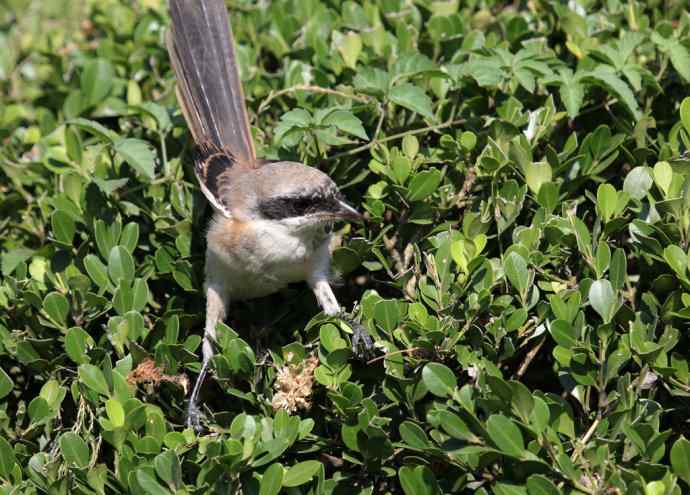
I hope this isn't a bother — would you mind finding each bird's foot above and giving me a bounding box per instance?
[186,401,204,432]
[339,312,374,359]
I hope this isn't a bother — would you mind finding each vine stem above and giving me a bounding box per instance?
[258,84,371,114]
[326,117,467,162]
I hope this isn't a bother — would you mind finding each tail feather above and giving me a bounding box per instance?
[167,0,256,167]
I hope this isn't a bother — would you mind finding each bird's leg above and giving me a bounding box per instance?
[310,278,374,358]
[187,284,227,431]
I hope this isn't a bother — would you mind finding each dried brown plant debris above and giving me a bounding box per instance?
[127,358,188,393]
[271,354,319,413]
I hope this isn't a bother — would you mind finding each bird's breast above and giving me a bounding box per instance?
[205,217,326,300]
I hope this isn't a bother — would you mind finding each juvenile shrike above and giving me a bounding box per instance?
[166,0,373,429]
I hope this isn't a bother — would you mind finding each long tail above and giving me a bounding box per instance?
[167,0,256,166]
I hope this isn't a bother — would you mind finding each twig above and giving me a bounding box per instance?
[455,166,477,210]
[327,117,467,162]
[571,415,601,462]
[366,347,421,365]
[258,84,371,113]
[516,336,546,379]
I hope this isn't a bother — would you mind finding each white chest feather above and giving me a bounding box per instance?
[205,218,331,300]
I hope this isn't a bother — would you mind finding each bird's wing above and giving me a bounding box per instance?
[167,0,258,217]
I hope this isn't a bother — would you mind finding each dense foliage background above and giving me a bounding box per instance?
[3,0,690,493]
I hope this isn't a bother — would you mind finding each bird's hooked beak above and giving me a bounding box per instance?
[334,199,364,222]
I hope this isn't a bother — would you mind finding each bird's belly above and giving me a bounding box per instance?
[205,218,323,300]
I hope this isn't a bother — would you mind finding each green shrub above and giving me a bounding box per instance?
[3,0,690,493]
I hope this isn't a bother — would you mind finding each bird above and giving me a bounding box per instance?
[166,0,374,430]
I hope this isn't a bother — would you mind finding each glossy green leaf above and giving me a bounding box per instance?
[43,292,69,326]
[78,364,109,396]
[108,246,135,283]
[282,460,321,487]
[52,210,76,244]
[0,436,17,479]
[588,279,618,323]
[260,463,284,495]
[422,362,457,397]
[60,432,90,469]
[136,469,171,495]
[390,83,434,119]
[487,414,525,457]
[114,138,156,180]
[399,465,439,495]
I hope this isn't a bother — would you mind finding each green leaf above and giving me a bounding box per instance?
[653,161,673,196]
[78,364,110,396]
[114,138,156,180]
[681,97,690,135]
[610,248,627,291]
[526,474,560,495]
[336,31,362,69]
[321,109,368,140]
[407,169,442,202]
[43,292,69,326]
[260,463,284,495]
[0,368,13,400]
[68,118,117,142]
[486,414,525,457]
[136,469,171,495]
[403,134,419,158]
[669,42,690,83]
[52,210,76,244]
[81,58,114,107]
[108,246,135,283]
[399,421,431,449]
[0,436,16,479]
[154,451,182,491]
[120,223,140,254]
[623,167,653,200]
[422,362,457,397]
[374,299,402,332]
[588,279,618,323]
[84,254,110,289]
[59,432,91,469]
[1,248,33,276]
[65,327,92,364]
[105,399,125,428]
[560,79,584,119]
[390,83,434,119]
[664,245,688,279]
[504,252,529,299]
[399,465,439,495]
[524,161,552,195]
[596,183,617,222]
[282,460,321,487]
[582,66,641,119]
[671,436,690,486]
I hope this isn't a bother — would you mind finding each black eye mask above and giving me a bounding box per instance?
[259,193,341,220]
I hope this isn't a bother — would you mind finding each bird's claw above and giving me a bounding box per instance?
[339,311,374,359]
[186,400,204,432]
[351,321,374,359]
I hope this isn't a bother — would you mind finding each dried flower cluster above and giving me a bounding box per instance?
[127,358,189,393]
[271,354,319,413]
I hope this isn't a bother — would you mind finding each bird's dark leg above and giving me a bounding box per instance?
[187,284,226,431]
[310,278,374,358]
[339,310,374,359]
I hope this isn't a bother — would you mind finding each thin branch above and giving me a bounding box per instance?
[366,347,421,365]
[258,84,371,113]
[516,336,546,379]
[571,415,601,462]
[326,117,467,162]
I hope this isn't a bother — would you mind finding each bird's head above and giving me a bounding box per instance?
[238,162,362,234]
